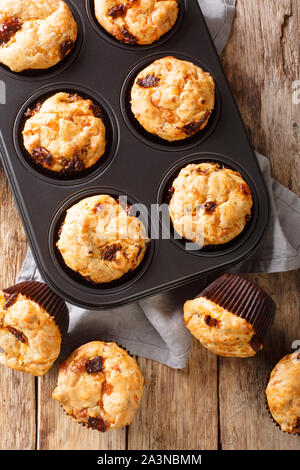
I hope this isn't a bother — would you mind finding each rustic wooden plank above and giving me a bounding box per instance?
[219,0,300,450]
[128,340,218,450]
[37,364,126,450]
[0,167,35,450]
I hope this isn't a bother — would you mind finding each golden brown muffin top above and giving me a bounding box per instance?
[57,195,149,283]
[0,0,77,72]
[169,162,253,246]
[22,92,106,173]
[52,341,145,431]
[184,296,259,358]
[131,56,215,141]
[266,352,300,434]
[94,0,179,45]
[0,290,61,376]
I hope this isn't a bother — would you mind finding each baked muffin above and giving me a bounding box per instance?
[266,352,300,434]
[0,281,69,376]
[0,0,78,72]
[94,0,179,45]
[52,341,144,431]
[131,56,215,141]
[184,274,276,358]
[22,92,106,174]
[57,195,149,283]
[169,162,253,246]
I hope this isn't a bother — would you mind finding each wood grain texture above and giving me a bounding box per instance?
[219,0,300,450]
[0,0,299,450]
[128,342,218,450]
[37,364,126,450]
[0,167,35,450]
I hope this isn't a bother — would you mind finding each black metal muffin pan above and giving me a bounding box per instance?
[0,0,269,309]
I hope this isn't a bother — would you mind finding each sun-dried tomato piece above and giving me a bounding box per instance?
[87,417,108,432]
[240,183,250,196]
[121,26,137,45]
[107,3,126,18]
[181,112,210,136]
[249,335,262,352]
[58,222,65,238]
[293,417,300,434]
[31,147,53,166]
[89,103,103,119]
[85,356,104,374]
[195,168,209,175]
[3,292,18,310]
[7,326,26,343]
[204,201,218,214]
[137,74,160,88]
[61,153,85,173]
[102,243,122,262]
[24,101,42,118]
[60,38,75,59]
[0,17,22,46]
[204,315,218,327]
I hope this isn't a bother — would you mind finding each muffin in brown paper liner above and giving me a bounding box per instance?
[265,351,300,435]
[0,281,69,376]
[184,273,276,358]
[52,341,144,432]
[3,281,69,337]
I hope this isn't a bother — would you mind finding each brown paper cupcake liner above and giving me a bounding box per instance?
[3,281,69,338]
[197,273,276,349]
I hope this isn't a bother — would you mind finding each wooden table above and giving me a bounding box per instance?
[0,0,299,450]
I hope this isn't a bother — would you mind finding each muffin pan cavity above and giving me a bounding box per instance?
[120,52,221,151]
[0,0,84,81]
[0,0,269,309]
[85,0,185,51]
[157,153,259,257]
[48,188,154,296]
[13,84,119,185]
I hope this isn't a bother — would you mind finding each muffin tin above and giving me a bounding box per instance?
[0,0,269,309]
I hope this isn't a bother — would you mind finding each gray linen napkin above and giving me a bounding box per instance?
[16,1,300,368]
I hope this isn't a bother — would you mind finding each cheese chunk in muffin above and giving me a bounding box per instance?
[131,56,215,141]
[0,0,78,72]
[22,92,106,174]
[0,290,61,376]
[169,162,253,246]
[57,195,149,283]
[94,0,179,45]
[266,352,300,434]
[52,341,145,431]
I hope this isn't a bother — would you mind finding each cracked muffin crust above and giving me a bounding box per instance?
[56,195,149,283]
[0,290,61,376]
[22,92,106,174]
[184,296,259,358]
[169,162,253,246]
[52,341,145,431]
[0,0,78,72]
[266,352,300,434]
[131,56,215,141]
[94,0,179,45]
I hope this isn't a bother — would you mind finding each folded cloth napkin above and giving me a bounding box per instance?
[17,1,300,369]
